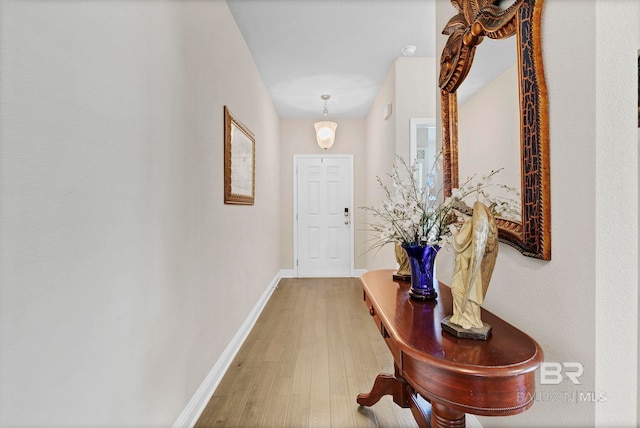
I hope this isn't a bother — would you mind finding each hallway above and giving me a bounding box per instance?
[195,277,417,427]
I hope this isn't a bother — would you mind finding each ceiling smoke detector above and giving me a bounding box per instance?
[401,45,417,57]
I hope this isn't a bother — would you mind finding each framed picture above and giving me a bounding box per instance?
[224,106,255,205]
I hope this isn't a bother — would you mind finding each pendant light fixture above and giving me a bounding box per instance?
[314,95,337,150]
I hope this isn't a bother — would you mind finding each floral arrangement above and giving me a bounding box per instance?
[363,156,520,251]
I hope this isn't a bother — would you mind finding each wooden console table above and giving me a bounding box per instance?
[357,270,543,428]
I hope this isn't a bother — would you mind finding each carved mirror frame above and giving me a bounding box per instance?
[439,0,551,260]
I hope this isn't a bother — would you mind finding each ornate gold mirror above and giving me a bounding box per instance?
[439,0,550,260]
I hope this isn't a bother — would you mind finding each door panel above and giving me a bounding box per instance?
[296,156,352,277]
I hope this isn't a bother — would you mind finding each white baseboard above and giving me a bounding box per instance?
[279,269,295,278]
[353,268,367,277]
[467,414,483,427]
[278,269,365,278]
[172,272,282,428]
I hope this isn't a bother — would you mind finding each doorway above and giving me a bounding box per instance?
[410,118,437,198]
[294,155,354,277]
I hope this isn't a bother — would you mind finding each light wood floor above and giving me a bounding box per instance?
[195,277,417,428]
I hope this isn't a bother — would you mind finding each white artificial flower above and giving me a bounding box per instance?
[362,155,519,250]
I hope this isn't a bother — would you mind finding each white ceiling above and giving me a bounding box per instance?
[226,0,436,119]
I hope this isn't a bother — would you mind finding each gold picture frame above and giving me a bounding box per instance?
[224,106,255,205]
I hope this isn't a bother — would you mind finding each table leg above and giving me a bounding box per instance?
[356,373,405,407]
[408,393,432,428]
[357,370,415,409]
[358,372,432,428]
[431,402,466,428]
[358,374,468,428]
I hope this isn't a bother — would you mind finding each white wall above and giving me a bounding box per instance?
[637,30,640,428]
[365,58,437,269]
[434,0,639,426]
[279,118,367,271]
[594,0,639,425]
[0,1,280,426]
[365,66,398,269]
[395,57,438,161]
[459,64,520,199]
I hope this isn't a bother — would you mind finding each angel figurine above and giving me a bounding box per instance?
[392,243,411,282]
[442,201,498,340]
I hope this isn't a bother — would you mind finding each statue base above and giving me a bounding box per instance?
[392,272,411,282]
[441,316,492,340]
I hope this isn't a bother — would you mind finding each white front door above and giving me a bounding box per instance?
[295,155,353,277]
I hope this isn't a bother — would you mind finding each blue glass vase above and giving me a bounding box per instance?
[402,244,440,301]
